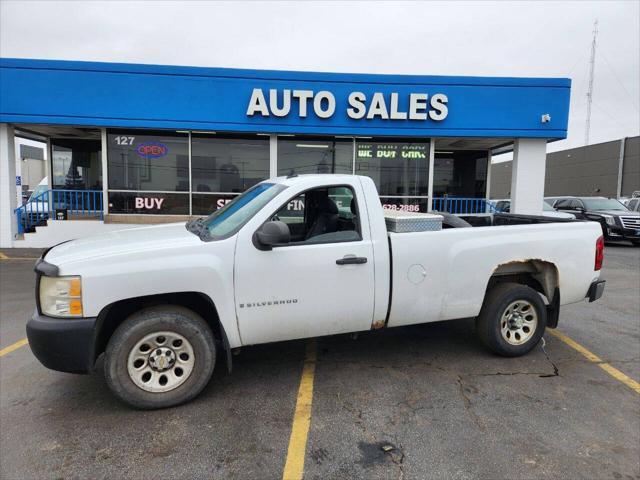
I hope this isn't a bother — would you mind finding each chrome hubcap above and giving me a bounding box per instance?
[127,331,195,393]
[500,300,538,345]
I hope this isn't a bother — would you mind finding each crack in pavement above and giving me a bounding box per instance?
[470,371,557,377]
[338,395,376,442]
[456,375,486,431]
[539,337,560,378]
[386,441,405,480]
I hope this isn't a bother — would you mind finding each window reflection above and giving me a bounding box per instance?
[433,150,488,198]
[355,139,429,196]
[277,136,352,176]
[191,134,269,193]
[107,131,189,191]
[51,139,102,190]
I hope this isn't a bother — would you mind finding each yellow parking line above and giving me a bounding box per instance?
[282,340,317,480]
[0,338,29,357]
[0,256,39,260]
[550,330,640,394]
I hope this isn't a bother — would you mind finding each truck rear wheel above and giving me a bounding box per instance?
[104,306,216,409]
[476,282,547,357]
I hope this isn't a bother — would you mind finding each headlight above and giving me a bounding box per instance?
[39,276,83,318]
[602,215,615,226]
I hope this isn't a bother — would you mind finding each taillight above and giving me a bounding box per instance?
[595,235,604,271]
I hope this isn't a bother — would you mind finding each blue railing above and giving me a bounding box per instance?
[432,197,498,214]
[15,189,103,234]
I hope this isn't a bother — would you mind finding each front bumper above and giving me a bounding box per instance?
[586,279,606,303]
[26,310,97,374]
[605,224,640,241]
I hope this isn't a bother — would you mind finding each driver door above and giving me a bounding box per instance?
[233,182,376,345]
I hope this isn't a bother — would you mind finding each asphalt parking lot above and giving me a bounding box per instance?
[1,245,639,480]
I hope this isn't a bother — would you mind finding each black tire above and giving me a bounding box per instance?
[104,305,216,409]
[476,282,547,357]
[631,240,640,247]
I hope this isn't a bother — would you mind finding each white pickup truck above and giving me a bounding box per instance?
[27,174,606,409]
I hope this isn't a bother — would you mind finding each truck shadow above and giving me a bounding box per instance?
[41,317,550,416]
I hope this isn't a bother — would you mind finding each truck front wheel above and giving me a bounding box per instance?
[104,306,216,409]
[476,282,547,357]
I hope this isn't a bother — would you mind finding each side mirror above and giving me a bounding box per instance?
[254,220,290,250]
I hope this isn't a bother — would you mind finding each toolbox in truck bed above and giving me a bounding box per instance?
[383,210,443,233]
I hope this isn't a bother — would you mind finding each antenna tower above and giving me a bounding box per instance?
[585,19,598,146]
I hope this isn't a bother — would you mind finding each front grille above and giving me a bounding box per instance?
[620,216,640,229]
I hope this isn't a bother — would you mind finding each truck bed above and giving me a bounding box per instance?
[385,220,602,329]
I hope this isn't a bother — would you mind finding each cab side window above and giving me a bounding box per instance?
[272,186,361,244]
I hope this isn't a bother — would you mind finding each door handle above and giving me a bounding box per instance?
[336,256,368,265]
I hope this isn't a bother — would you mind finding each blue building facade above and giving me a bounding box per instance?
[0,58,570,223]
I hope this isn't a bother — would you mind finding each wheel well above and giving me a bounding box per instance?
[487,260,559,303]
[94,292,225,363]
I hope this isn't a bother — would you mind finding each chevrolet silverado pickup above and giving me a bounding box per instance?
[27,175,606,409]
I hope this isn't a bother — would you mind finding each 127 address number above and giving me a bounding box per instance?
[114,136,135,145]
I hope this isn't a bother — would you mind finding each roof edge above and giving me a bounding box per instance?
[0,57,572,88]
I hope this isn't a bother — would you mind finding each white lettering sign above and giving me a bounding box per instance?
[246,89,448,121]
[347,92,367,119]
[135,197,165,210]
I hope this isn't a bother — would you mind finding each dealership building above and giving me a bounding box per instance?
[0,58,571,247]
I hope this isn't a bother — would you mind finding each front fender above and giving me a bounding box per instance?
[57,237,242,348]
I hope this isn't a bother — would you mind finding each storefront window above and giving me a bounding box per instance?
[103,130,488,217]
[191,134,269,193]
[278,136,353,176]
[355,139,429,196]
[433,150,488,198]
[51,139,102,190]
[107,131,189,191]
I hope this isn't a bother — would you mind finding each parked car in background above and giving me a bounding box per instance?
[627,197,640,212]
[19,177,50,232]
[545,196,572,208]
[493,199,575,219]
[553,196,640,245]
[619,191,640,207]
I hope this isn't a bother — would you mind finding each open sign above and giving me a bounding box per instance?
[136,142,168,158]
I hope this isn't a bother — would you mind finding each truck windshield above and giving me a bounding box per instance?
[194,183,286,240]
[582,198,628,211]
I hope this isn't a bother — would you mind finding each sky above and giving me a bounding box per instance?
[1,0,639,158]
